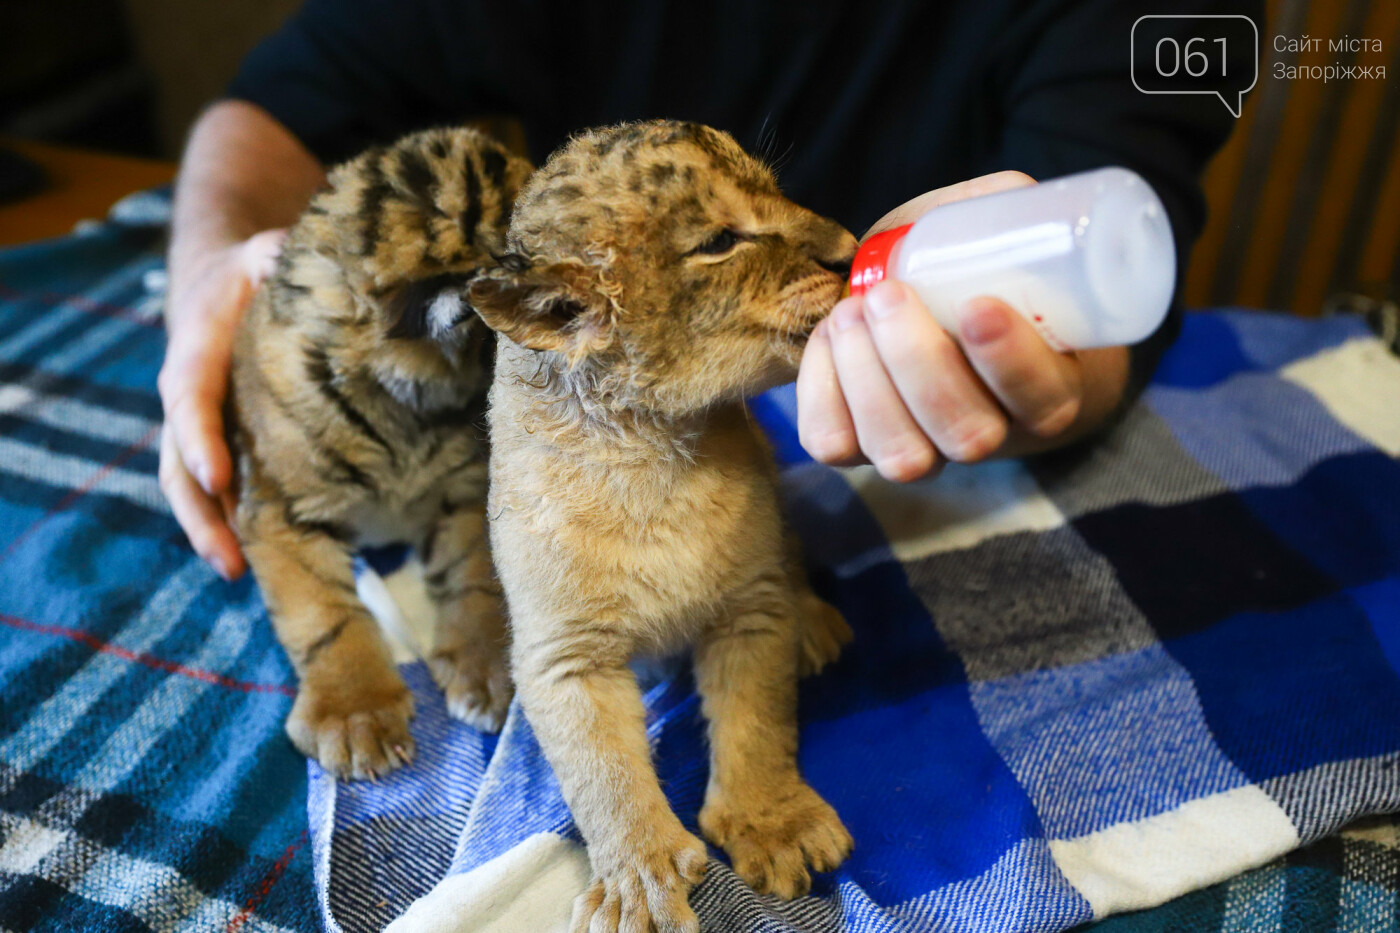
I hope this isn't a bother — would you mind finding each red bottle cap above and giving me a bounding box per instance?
[848,223,913,297]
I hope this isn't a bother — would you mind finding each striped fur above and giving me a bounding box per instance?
[229,127,534,779]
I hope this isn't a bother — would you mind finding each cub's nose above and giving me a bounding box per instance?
[808,224,858,280]
[819,255,853,279]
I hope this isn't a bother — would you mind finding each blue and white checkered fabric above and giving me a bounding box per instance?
[2,194,1397,933]
[315,311,1400,932]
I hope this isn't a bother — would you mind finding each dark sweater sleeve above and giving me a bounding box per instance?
[980,0,1262,400]
[226,0,548,165]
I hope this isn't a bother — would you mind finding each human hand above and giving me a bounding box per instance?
[157,229,285,579]
[796,172,1128,481]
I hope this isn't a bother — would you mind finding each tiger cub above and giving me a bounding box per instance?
[229,127,533,779]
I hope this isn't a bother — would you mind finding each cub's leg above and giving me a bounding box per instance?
[419,500,512,730]
[514,633,708,933]
[786,531,852,678]
[241,495,413,779]
[695,571,853,898]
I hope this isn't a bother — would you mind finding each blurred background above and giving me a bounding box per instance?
[0,0,1396,315]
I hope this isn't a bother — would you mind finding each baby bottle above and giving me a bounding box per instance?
[848,167,1176,350]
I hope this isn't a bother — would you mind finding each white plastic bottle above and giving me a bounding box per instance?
[848,167,1176,350]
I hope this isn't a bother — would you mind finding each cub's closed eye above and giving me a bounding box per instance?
[691,229,741,256]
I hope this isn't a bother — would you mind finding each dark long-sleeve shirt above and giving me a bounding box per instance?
[228,0,1261,395]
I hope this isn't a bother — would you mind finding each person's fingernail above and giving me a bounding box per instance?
[209,554,230,579]
[811,319,829,340]
[864,280,907,320]
[830,298,865,332]
[959,298,1012,344]
[194,462,214,493]
[949,417,1007,463]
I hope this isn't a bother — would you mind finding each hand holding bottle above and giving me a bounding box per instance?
[797,171,1140,482]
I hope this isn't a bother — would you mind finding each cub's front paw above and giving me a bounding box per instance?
[700,780,851,899]
[570,826,708,933]
[285,683,414,780]
[427,641,513,732]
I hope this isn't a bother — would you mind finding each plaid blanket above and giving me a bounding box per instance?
[317,292,1400,927]
[1,193,1398,933]
[0,198,318,933]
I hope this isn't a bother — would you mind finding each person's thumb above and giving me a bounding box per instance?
[240,229,288,288]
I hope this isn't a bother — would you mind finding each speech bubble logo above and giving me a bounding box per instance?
[1132,15,1259,118]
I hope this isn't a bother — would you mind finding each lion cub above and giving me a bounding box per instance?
[468,121,858,932]
[229,127,532,778]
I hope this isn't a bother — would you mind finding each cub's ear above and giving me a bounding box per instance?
[466,256,613,362]
[385,272,476,342]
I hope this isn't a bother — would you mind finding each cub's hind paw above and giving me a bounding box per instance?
[798,593,853,678]
[428,643,513,732]
[286,685,415,780]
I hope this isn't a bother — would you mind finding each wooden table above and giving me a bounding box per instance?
[0,138,176,248]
